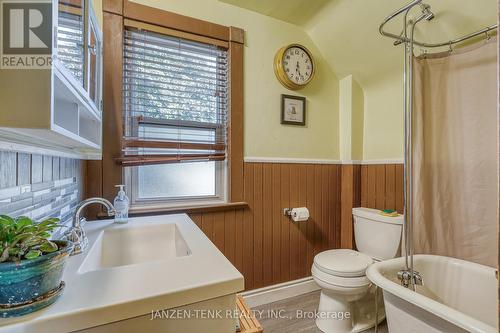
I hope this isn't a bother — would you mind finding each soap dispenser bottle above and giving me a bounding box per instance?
[114,185,129,224]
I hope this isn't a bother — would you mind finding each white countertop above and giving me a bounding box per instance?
[0,214,244,333]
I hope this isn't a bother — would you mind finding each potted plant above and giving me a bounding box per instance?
[0,215,73,317]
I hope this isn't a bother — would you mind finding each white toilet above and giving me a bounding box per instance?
[311,207,403,333]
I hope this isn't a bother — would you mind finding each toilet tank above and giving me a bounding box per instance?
[353,207,403,261]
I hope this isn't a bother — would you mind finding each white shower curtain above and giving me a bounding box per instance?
[412,38,498,267]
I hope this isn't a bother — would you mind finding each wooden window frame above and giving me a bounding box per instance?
[86,0,244,216]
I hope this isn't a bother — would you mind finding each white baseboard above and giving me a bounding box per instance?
[241,277,320,308]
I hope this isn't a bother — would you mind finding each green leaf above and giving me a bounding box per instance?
[25,250,42,260]
[11,232,35,246]
[0,216,15,236]
[4,232,15,244]
[38,218,60,228]
[34,228,52,238]
[40,241,58,253]
[17,225,37,235]
[38,231,51,239]
[14,217,33,230]
[0,215,15,226]
[0,247,10,262]
[22,236,46,248]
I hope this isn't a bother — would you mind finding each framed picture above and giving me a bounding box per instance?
[281,94,306,126]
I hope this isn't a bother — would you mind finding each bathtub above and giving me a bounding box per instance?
[366,255,498,333]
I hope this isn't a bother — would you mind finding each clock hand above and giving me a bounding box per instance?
[296,62,303,76]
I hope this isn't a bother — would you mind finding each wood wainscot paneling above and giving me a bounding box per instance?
[190,162,341,291]
[340,165,361,249]
[360,164,404,214]
[188,162,404,291]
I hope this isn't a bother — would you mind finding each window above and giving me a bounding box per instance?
[121,24,228,208]
[57,1,85,85]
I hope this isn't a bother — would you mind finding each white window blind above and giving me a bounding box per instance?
[120,25,229,167]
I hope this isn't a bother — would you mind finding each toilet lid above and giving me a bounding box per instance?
[313,249,373,277]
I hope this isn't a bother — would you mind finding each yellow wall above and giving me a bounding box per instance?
[351,78,364,160]
[101,0,496,161]
[362,73,404,160]
[130,0,340,160]
[339,77,352,161]
[339,75,364,161]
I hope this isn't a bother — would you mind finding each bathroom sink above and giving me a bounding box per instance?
[78,223,191,273]
[0,214,244,333]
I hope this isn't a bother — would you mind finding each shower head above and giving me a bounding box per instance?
[420,3,435,21]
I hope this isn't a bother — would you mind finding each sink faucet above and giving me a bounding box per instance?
[64,197,116,256]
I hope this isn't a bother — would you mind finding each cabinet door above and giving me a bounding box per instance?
[88,14,102,111]
[57,0,86,86]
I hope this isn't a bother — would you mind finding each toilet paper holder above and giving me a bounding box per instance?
[283,207,309,221]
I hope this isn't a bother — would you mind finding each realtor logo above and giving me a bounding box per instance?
[1,0,52,69]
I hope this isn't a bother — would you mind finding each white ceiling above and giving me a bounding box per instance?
[218,0,331,26]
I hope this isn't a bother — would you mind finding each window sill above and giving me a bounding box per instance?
[127,201,248,216]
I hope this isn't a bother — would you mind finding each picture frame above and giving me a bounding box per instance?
[281,94,306,126]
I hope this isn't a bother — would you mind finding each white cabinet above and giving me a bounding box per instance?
[0,0,102,159]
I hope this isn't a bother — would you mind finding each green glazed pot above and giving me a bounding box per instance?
[0,240,73,317]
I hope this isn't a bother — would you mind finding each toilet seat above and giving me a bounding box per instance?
[313,249,373,278]
[312,263,371,288]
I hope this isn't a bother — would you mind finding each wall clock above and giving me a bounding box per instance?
[274,44,315,90]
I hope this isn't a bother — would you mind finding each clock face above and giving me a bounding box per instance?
[282,46,313,86]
